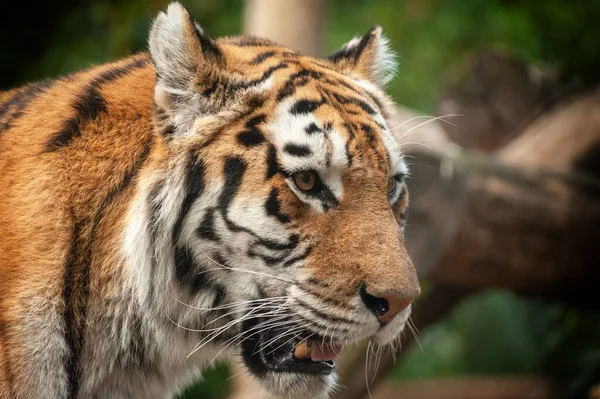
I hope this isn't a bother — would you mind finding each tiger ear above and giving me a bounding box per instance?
[149,2,223,136]
[327,26,397,87]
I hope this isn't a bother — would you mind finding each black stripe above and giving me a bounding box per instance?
[323,77,382,115]
[0,79,54,132]
[202,80,219,97]
[247,235,299,267]
[327,26,378,65]
[256,234,299,251]
[237,129,265,147]
[283,245,313,267]
[174,246,210,292]
[229,62,288,92]
[219,157,247,209]
[172,154,206,246]
[129,312,154,372]
[218,158,256,236]
[292,311,353,334]
[277,69,321,101]
[361,123,378,146]
[295,298,358,325]
[265,145,279,180]
[331,92,376,114]
[343,122,357,140]
[197,208,220,241]
[305,123,322,135]
[331,78,385,115]
[237,114,266,147]
[162,124,176,136]
[174,246,229,299]
[361,123,388,169]
[61,216,84,399]
[318,185,339,211]
[183,5,222,63]
[249,51,277,65]
[62,139,152,398]
[265,188,290,223]
[283,143,312,157]
[146,182,163,305]
[345,140,353,167]
[290,98,325,116]
[354,27,379,62]
[247,248,283,266]
[304,287,354,310]
[44,56,148,152]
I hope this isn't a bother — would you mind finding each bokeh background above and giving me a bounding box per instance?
[3,1,600,398]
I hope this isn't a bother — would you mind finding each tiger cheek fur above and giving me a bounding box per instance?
[0,2,419,399]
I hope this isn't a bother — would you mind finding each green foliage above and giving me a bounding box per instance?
[326,0,600,112]
[393,291,564,379]
[393,290,600,398]
[176,362,231,399]
[4,0,600,113]
[545,311,600,398]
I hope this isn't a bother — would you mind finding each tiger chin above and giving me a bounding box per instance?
[0,3,420,399]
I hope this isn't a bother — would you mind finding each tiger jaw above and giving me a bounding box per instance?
[236,300,412,397]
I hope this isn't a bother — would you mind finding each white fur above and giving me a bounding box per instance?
[338,28,398,86]
[371,33,398,86]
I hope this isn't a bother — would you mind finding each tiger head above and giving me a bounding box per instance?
[127,3,420,397]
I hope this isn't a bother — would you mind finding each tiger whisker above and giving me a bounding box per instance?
[189,315,294,358]
[171,295,291,312]
[197,250,296,284]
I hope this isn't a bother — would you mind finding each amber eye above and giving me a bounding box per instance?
[387,177,397,196]
[293,171,319,192]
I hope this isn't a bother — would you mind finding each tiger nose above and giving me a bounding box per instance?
[360,285,416,324]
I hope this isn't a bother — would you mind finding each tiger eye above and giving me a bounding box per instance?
[387,177,397,195]
[293,171,318,192]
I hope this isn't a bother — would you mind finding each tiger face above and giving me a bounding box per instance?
[127,3,420,397]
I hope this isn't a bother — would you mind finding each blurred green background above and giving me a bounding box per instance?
[3,0,600,113]
[3,1,599,398]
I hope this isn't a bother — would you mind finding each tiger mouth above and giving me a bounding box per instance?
[240,317,342,376]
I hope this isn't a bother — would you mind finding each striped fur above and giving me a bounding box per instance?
[0,3,419,398]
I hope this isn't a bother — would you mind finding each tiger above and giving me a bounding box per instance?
[0,3,420,398]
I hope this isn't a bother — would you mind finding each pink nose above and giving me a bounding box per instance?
[360,286,417,324]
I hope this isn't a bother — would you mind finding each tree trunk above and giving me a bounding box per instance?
[243,0,325,56]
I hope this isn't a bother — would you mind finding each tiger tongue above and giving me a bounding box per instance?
[309,342,343,362]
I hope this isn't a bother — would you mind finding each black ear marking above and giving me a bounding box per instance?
[177,3,222,63]
[327,25,379,65]
[326,25,396,86]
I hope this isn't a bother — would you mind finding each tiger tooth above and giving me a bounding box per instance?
[293,340,313,360]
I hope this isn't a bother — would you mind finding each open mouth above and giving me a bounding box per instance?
[241,316,343,376]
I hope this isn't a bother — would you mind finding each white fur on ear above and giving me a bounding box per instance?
[327,26,398,87]
[149,3,197,90]
[370,31,398,86]
[149,3,223,136]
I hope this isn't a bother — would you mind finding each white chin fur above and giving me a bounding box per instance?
[257,371,338,399]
